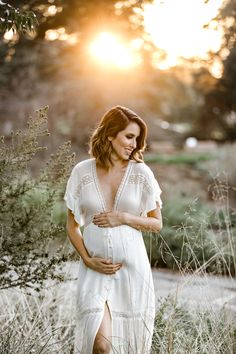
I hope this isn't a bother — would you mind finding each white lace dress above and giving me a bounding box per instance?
[64,158,162,354]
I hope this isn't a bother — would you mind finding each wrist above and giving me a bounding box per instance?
[82,255,91,266]
[122,212,130,225]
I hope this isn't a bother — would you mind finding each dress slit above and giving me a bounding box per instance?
[91,301,113,354]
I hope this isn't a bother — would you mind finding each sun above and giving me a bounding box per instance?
[89,32,141,70]
[88,1,224,76]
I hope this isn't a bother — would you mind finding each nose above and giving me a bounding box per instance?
[130,138,136,149]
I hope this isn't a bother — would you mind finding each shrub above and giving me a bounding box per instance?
[144,195,236,276]
[0,107,75,290]
[145,153,213,166]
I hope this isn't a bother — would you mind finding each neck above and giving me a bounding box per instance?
[109,155,129,170]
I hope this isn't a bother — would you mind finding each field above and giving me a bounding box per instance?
[1,138,236,353]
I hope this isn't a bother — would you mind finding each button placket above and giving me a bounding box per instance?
[107,230,113,261]
[107,231,120,280]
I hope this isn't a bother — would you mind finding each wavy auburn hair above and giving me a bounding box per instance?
[89,106,147,168]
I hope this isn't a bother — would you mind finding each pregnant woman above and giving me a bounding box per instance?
[64,106,163,354]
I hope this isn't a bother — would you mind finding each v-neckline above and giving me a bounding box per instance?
[92,158,131,211]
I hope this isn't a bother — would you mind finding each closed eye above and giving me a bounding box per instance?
[126,134,138,139]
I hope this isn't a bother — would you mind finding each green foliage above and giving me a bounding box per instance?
[144,196,236,276]
[0,2,37,33]
[145,153,213,166]
[0,106,75,290]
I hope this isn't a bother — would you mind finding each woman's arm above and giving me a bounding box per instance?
[66,209,122,274]
[123,206,162,233]
[93,204,162,233]
[66,209,90,263]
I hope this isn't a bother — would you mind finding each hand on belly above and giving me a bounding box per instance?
[85,257,122,275]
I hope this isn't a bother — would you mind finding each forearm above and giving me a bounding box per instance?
[123,212,162,233]
[66,223,90,264]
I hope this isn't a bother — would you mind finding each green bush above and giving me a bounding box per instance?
[145,153,213,166]
[0,107,75,290]
[144,197,236,276]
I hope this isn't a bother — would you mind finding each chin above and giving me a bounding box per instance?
[123,153,130,160]
[114,151,130,161]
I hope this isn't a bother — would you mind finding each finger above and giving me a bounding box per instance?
[104,265,122,272]
[100,259,122,266]
[93,219,109,226]
[93,213,106,219]
[104,268,119,274]
[101,259,112,264]
[105,262,122,267]
[94,220,107,225]
[102,265,122,274]
[93,215,106,220]
[92,217,100,222]
[95,224,110,228]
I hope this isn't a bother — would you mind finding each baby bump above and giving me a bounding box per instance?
[83,224,107,259]
[83,223,143,264]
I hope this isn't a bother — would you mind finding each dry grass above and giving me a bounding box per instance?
[0,260,235,354]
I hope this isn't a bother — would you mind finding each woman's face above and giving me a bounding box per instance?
[109,122,141,161]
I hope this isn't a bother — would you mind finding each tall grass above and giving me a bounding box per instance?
[144,177,236,276]
[0,264,76,353]
[0,262,235,353]
[152,295,236,354]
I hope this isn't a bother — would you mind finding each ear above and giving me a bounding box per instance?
[108,136,113,142]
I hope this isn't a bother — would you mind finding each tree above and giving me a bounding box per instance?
[0,1,37,33]
[194,0,236,141]
[2,0,147,39]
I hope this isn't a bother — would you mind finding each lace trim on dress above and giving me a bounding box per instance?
[92,159,133,211]
[113,160,132,210]
[79,307,103,317]
[112,310,154,319]
[75,174,93,197]
[78,307,154,320]
[128,174,152,193]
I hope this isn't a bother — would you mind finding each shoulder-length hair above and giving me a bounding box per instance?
[89,105,147,168]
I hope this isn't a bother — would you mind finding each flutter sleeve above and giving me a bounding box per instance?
[141,166,163,215]
[63,165,84,226]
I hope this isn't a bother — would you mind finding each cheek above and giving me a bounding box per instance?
[113,138,126,149]
[112,140,121,152]
[120,137,129,146]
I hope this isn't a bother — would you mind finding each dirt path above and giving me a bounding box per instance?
[1,264,235,321]
[153,268,236,313]
[59,262,236,313]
